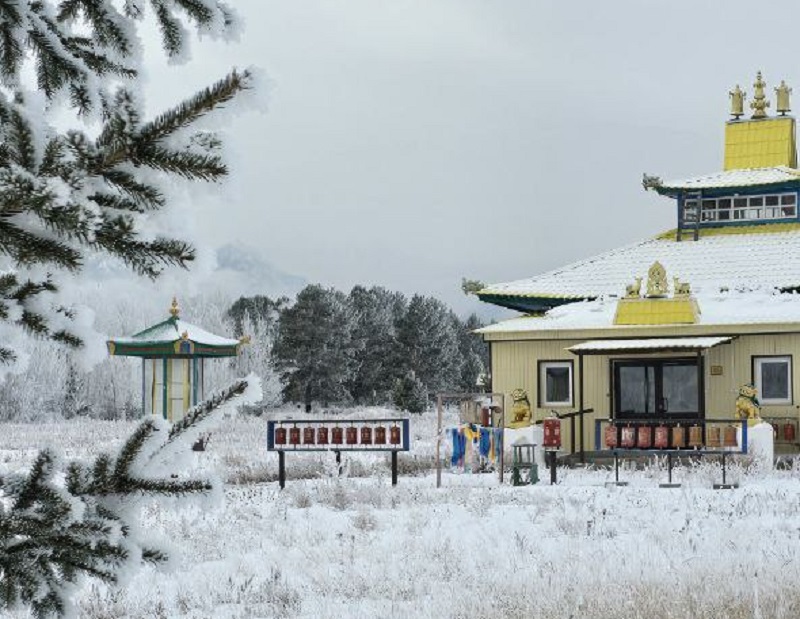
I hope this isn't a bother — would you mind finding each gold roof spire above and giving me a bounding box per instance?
[750,71,770,118]
[169,296,180,318]
[776,80,792,115]
[729,84,745,119]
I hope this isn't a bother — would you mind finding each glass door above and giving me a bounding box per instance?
[613,358,701,419]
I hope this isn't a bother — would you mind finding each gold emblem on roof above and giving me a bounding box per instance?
[776,80,792,116]
[180,330,189,340]
[729,84,746,119]
[750,71,770,119]
[169,296,180,318]
[646,261,668,298]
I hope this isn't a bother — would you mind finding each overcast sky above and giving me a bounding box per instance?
[139,0,800,316]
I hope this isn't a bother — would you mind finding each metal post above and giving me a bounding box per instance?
[549,451,557,485]
[436,395,443,488]
[392,451,398,486]
[615,453,619,483]
[668,452,672,484]
[499,405,504,485]
[278,451,285,490]
[579,353,585,463]
[336,450,342,476]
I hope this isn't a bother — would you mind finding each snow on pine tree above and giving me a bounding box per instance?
[0,0,254,369]
[0,376,262,618]
[273,285,357,411]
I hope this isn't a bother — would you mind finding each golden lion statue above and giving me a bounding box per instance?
[509,388,532,429]
[735,383,761,425]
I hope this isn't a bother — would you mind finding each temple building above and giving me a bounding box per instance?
[477,72,800,457]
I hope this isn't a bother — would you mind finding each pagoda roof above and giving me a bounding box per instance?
[478,223,800,312]
[107,315,242,358]
[654,166,800,195]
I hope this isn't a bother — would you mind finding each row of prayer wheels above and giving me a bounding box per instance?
[605,423,739,450]
[274,424,402,447]
[770,422,797,442]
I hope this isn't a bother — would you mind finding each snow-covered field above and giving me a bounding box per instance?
[5,411,800,618]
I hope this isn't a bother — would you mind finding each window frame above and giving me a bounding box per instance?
[538,359,574,408]
[687,191,797,225]
[611,357,703,420]
[752,355,793,405]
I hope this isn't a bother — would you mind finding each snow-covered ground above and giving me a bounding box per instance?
[5,411,800,618]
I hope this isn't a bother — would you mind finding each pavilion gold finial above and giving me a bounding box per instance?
[646,261,668,298]
[729,84,746,119]
[776,80,792,116]
[750,71,770,119]
[169,296,180,318]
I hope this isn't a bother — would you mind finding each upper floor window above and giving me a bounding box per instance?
[686,192,797,224]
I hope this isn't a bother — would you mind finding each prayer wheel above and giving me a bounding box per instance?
[303,427,315,445]
[346,426,358,445]
[785,422,796,442]
[289,426,300,446]
[654,425,669,449]
[604,424,618,448]
[317,426,329,445]
[390,425,401,445]
[637,425,652,449]
[481,407,490,427]
[332,427,344,445]
[672,425,686,449]
[620,425,635,448]
[543,417,562,449]
[723,425,737,447]
[706,426,721,448]
[688,425,703,449]
[275,426,287,445]
[360,426,373,445]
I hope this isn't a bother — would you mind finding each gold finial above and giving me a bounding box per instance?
[750,71,770,119]
[646,261,668,298]
[776,80,792,115]
[729,84,746,119]
[169,296,180,317]
[239,335,251,345]
[180,330,189,340]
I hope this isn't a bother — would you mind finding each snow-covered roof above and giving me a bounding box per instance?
[477,290,800,335]
[479,224,800,302]
[566,336,733,354]
[657,166,800,192]
[108,315,241,357]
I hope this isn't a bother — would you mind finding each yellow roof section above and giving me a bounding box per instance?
[655,221,800,240]
[724,117,797,170]
[614,297,699,326]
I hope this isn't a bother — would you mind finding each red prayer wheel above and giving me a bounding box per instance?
[303,427,315,445]
[332,427,344,445]
[275,427,287,445]
[706,426,721,448]
[672,425,686,449]
[543,417,561,449]
[636,425,652,449]
[346,426,358,445]
[360,426,373,445]
[289,426,300,446]
[688,425,703,449]
[390,425,401,445]
[785,423,796,442]
[481,407,490,427]
[317,426,329,445]
[654,425,669,449]
[604,424,618,448]
[620,425,635,448]
[723,425,738,447]
[374,426,387,444]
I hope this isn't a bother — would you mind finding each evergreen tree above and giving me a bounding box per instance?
[392,370,428,413]
[273,285,356,411]
[0,1,250,363]
[347,285,406,404]
[455,313,489,392]
[0,378,258,618]
[397,295,461,394]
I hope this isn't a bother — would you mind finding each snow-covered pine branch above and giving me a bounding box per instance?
[0,375,261,618]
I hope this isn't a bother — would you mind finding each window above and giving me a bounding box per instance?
[538,360,573,407]
[753,356,792,405]
[689,192,797,224]
[613,358,701,419]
